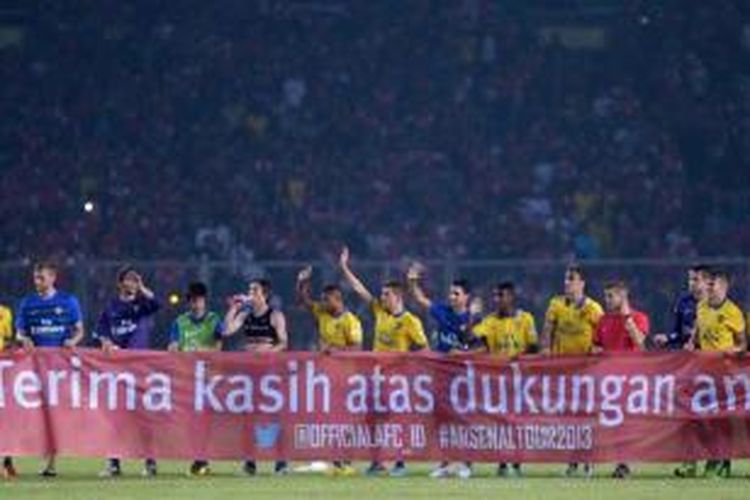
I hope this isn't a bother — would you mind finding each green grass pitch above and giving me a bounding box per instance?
[2,459,750,499]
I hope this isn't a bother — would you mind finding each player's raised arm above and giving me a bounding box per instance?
[338,246,374,304]
[406,263,432,310]
[222,296,250,337]
[296,266,315,309]
[269,310,289,352]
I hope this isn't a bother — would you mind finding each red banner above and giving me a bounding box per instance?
[1,349,750,462]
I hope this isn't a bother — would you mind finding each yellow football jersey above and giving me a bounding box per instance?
[696,299,745,352]
[371,301,427,352]
[0,305,12,351]
[473,310,538,357]
[545,295,603,355]
[310,302,363,349]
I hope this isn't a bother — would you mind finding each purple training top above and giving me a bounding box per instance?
[95,296,160,349]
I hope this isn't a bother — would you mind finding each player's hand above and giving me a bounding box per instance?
[540,347,552,357]
[63,338,78,350]
[339,246,350,268]
[228,294,247,309]
[101,339,117,354]
[684,340,695,352]
[19,337,34,352]
[167,342,179,353]
[728,347,746,358]
[469,297,483,316]
[652,333,668,347]
[297,266,313,282]
[406,262,424,282]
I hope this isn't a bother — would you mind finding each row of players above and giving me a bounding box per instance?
[0,249,744,480]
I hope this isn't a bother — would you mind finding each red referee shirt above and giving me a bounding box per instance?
[593,310,650,352]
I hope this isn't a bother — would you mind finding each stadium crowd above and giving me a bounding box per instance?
[2,0,750,263]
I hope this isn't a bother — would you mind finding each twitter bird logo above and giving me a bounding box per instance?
[255,423,281,449]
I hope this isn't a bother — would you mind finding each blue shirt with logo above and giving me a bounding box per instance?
[429,302,478,353]
[15,291,83,347]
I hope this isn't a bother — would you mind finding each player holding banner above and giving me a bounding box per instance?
[0,301,15,479]
[592,280,649,479]
[652,264,710,351]
[223,278,289,476]
[15,261,85,477]
[95,266,161,478]
[472,282,538,478]
[167,281,223,476]
[339,247,428,477]
[693,268,746,478]
[406,262,480,479]
[296,265,362,476]
[540,264,603,477]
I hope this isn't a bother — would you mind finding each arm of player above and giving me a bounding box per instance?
[95,310,117,353]
[64,297,85,347]
[338,246,374,304]
[540,319,555,355]
[406,264,432,310]
[729,313,747,353]
[270,311,289,352]
[16,329,33,350]
[167,321,180,352]
[624,315,647,350]
[339,317,364,352]
[14,299,33,350]
[65,321,85,348]
[135,273,156,301]
[222,300,249,337]
[296,266,315,309]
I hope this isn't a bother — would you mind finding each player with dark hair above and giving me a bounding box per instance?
[592,280,649,479]
[297,266,362,354]
[661,265,711,478]
[540,264,603,477]
[472,281,538,478]
[168,281,223,476]
[339,247,427,477]
[297,265,362,476]
[96,266,160,352]
[653,264,711,351]
[406,263,481,479]
[223,277,289,475]
[15,261,85,477]
[96,266,161,477]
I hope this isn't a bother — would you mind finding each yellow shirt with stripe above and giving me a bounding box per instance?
[545,295,603,355]
[473,309,538,357]
[371,301,427,352]
[0,305,12,351]
[310,302,363,349]
[696,299,746,352]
